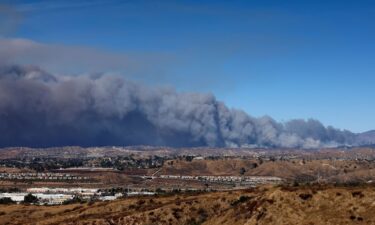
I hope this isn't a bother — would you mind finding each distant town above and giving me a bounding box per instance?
[0,146,375,207]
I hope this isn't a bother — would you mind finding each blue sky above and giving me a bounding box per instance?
[1,0,375,132]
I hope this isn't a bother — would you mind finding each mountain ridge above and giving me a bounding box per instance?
[356,130,375,145]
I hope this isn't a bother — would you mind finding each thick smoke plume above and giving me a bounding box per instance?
[0,65,356,148]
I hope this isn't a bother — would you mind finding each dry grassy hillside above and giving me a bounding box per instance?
[0,185,375,225]
[162,159,257,176]
[162,159,375,183]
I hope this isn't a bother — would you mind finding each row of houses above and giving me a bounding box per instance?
[0,188,156,205]
[27,187,98,196]
[0,192,74,205]
[26,187,156,196]
[158,175,283,185]
[1,188,108,205]
[0,173,89,181]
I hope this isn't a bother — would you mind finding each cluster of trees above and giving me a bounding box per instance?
[24,193,38,203]
[0,193,39,205]
[0,197,14,204]
[0,158,85,172]
[0,188,20,193]
[0,155,168,171]
[98,156,166,170]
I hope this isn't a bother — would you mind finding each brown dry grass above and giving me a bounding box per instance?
[162,158,375,183]
[0,185,375,225]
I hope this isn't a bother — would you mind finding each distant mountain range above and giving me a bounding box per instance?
[356,130,375,145]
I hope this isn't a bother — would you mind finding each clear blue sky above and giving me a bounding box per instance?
[2,0,375,133]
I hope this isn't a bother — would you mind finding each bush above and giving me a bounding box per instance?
[231,195,251,206]
[44,212,53,217]
[137,199,146,205]
[186,218,199,225]
[239,167,246,175]
[299,193,313,201]
[0,197,15,204]
[24,193,38,204]
[155,188,166,194]
[197,208,208,221]
[352,191,364,198]
[63,196,84,205]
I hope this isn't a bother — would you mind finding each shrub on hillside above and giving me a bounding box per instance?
[23,194,38,204]
[299,193,313,200]
[231,195,251,206]
[0,197,15,204]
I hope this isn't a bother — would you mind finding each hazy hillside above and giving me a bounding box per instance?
[357,130,375,145]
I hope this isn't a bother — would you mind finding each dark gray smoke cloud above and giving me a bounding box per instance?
[0,65,357,148]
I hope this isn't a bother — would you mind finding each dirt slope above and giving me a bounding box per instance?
[0,185,375,225]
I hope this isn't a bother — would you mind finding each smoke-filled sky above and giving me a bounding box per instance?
[0,65,357,148]
[0,0,374,148]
